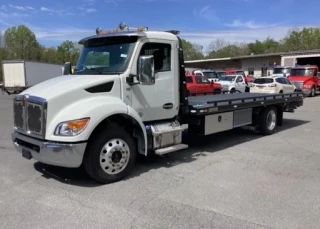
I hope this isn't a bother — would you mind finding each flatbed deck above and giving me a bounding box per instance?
[188,92,304,115]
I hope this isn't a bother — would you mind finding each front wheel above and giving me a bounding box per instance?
[310,87,315,97]
[230,88,236,93]
[83,124,137,184]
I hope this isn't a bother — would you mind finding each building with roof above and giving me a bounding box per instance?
[184,49,320,77]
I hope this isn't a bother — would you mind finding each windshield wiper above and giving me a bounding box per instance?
[75,67,104,74]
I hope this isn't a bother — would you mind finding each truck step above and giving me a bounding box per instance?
[155,144,188,155]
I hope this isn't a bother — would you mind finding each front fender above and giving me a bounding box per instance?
[46,96,146,150]
[127,106,148,156]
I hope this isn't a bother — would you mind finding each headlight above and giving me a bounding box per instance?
[54,118,90,136]
[303,85,312,89]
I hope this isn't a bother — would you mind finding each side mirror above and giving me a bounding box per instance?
[63,62,72,75]
[138,55,155,85]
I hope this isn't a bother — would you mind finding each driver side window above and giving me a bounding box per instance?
[139,42,171,72]
[236,76,243,82]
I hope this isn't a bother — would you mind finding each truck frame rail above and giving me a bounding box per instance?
[188,92,304,115]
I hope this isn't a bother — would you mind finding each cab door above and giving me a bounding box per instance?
[130,40,179,122]
[236,76,246,92]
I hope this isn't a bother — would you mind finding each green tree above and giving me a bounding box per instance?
[207,39,249,58]
[4,25,41,60]
[247,37,280,54]
[181,39,204,60]
[281,28,320,52]
[56,40,80,65]
[41,46,59,63]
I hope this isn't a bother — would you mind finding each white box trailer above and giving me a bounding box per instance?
[2,60,64,95]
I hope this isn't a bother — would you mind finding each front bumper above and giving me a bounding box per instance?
[11,131,87,168]
[295,88,311,96]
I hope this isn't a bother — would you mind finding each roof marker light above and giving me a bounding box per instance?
[96,22,148,35]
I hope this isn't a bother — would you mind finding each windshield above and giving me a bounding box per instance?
[216,71,226,78]
[74,36,137,75]
[273,68,291,74]
[196,76,210,83]
[253,78,274,84]
[219,76,235,81]
[236,71,245,76]
[290,68,314,77]
[203,72,217,79]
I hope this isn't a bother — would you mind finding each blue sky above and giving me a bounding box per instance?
[0,0,319,52]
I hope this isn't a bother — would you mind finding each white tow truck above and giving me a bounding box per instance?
[11,23,304,184]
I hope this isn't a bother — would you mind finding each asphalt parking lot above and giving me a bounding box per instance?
[1,93,320,229]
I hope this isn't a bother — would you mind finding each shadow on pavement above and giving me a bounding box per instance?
[33,118,309,187]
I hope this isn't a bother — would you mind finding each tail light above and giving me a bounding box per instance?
[268,84,277,87]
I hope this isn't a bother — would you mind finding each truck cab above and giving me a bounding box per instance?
[288,65,320,97]
[193,69,220,82]
[272,66,291,78]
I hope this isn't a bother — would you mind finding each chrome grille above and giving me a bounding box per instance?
[292,81,303,90]
[13,94,47,139]
[222,85,229,91]
[14,101,24,129]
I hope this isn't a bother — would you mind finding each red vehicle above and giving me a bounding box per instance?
[185,75,222,96]
[288,65,320,97]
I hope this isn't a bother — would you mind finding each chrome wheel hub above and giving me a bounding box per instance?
[99,138,130,175]
[267,110,276,130]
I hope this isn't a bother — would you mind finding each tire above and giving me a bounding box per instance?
[83,123,137,184]
[230,88,236,93]
[258,106,278,135]
[279,90,283,94]
[214,89,221,94]
[310,87,315,97]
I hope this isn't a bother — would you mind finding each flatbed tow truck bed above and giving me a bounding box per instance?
[186,92,304,136]
[187,92,304,115]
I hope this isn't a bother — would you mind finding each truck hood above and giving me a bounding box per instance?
[19,74,120,100]
[288,76,312,83]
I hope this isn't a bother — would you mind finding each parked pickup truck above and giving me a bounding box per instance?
[11,23,304,184]
[217,74,247,93]
[186,74,222,96]
[193,69,220,82]
[288,65,320,97]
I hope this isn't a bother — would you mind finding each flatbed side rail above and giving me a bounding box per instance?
[189,92,304,115]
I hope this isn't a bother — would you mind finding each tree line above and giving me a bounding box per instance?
[1,25,320,81]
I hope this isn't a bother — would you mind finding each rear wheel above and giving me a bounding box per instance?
[258,106,278,135]
[279,90,283,94]
[83,124,137,184]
